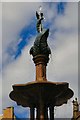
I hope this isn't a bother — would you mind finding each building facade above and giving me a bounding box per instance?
[72,98,80,120]
[0,107,16,120]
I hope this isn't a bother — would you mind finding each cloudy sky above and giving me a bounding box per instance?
[0,1,79,119]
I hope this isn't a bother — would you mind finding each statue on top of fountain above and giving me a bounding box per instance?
[30,6,51,57]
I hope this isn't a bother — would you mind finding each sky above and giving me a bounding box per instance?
[0,1,79,119]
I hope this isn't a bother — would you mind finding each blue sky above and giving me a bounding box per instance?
[0,2,78,119]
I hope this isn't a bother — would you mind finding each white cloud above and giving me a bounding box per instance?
[1,2,78,118]
[55,2,78,30]
[2,37,35,107]
[2,2,42,49]
[47,2,78,118]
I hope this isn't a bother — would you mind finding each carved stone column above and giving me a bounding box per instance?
[33,55,49,82]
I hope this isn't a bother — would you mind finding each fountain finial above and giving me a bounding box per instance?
[30,8,51,58]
